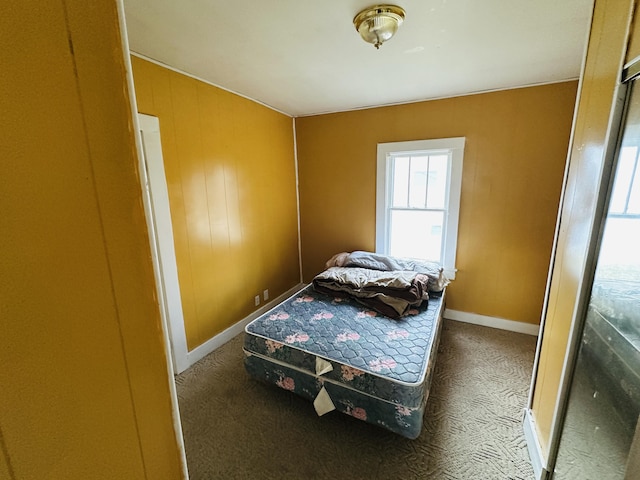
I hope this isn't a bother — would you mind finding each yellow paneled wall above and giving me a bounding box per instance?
[1,1,182,479]
[131,57,300,350]
[531,0,636,455]
[296,82,577,325]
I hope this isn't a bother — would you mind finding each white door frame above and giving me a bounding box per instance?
[117,2,189,475]
[138,114,190,374]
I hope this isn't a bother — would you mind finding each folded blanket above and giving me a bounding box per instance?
[325,251,449,293]
[313,267,429,319]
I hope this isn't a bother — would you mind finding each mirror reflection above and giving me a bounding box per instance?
[553,81,640,479]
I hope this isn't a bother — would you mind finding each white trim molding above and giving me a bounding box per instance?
[444,309,540,336]
[523,409,549,480]
[120,8,190,477]
[376,137,465,279]
[186,283,305,368]
[138,114,191,375]
[292,118,304,284]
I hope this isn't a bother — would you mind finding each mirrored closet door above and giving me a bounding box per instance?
[552,71,640,479]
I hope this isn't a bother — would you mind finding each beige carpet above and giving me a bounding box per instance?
[175,319,536,479]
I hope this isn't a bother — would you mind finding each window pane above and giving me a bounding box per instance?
[426,154,448,209]
[392,156,410,207]
[389,209,443,262]
[409,156,428,208]
[610,147,636,214]
[628,160,640,214]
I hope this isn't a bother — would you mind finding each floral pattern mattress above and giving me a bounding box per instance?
[243,284,444,438]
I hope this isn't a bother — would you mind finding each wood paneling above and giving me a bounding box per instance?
[296,82,577,325]
[131,57,300,350]
[0,1,182,478]
[530,0,636,456]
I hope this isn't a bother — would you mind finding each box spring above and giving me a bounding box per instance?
[243,284,444,439]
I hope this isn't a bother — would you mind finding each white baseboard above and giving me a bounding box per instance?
[186,283,306,368]
[185,294,538,369]
[523,409,549,480]
[444,309,540,336]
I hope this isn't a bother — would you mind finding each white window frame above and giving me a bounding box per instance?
[376,137,465,278]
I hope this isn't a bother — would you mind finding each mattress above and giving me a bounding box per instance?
[243,284,444,438]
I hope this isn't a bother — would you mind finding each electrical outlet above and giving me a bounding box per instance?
[263,289,269,301]
[254,295,260,306]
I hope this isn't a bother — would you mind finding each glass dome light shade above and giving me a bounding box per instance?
[353,5,406,49]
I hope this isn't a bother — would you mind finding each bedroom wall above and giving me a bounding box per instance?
[295,82,577,326]
[131,57,300,351]
[1,1,183,478]
[530,0,637,456]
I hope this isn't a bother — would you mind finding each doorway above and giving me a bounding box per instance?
[138,114,190,374]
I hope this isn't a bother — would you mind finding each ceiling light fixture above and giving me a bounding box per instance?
[353,5,406,49]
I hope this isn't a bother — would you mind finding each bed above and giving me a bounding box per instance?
[243,252,446,439]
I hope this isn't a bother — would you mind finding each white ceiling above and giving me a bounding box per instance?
[123,0,594,117]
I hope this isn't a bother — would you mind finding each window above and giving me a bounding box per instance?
[609,145,640,217]
[376,138,464,278]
